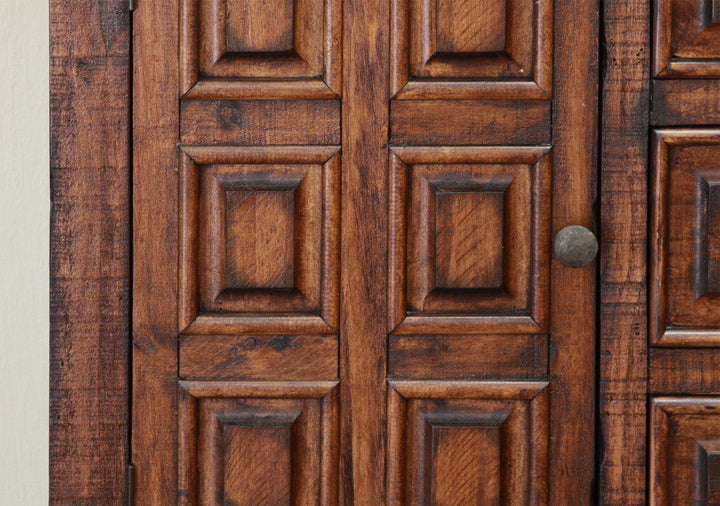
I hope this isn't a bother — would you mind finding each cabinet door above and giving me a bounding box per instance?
[132,0,599,503]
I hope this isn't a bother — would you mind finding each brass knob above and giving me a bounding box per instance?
[553,225,598,268]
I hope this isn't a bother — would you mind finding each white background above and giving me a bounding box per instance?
[0,0,50,502]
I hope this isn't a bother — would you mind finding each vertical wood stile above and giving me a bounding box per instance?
[550,0,599,503]
[132,0,180,500]
[599,1,650,503]
[339,0,390,501]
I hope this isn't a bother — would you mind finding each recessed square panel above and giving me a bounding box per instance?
[651,397,720,504]
[435,188,505,289]
[436,0,507,53]
[387,380,549,504]
[181,0,341,98]
[389,147,551,335]
[225,189,295,289]
[179,381,339,504]
[391,0,553,99]
[179,146,340,335]
[650,130,720,346]
[225,0,295,53]
[654,0,720,77]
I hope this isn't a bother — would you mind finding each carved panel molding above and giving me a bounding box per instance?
[179,381,339,504]
[387,380,549,504]
[179,145,340,335]
[181,0,342,98]
[389,146,552,335]
[391,0,553,99]
[651,130,720,346]
[654,0,720,77]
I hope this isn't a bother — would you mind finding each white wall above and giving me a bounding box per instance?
[0,0,50,503]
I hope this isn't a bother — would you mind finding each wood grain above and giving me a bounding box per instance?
[549,0,598,502]
[181,100,341,145]
[390,100,551,145]
[180,334,338,380]
[388,335,548,380]
[339,0,389,500]
[599,1,650,502]
[132,0,179,500]
[436,0,506,53]
[49,0,130,502]
[650,349,720,394]
[652,80,720,126]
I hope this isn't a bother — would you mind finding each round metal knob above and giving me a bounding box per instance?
[553,225,598,268]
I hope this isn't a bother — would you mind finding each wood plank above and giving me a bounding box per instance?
[132,0,179,500]
[49,0,130,502]
[652,80,720,126]
[339,0,389,500]
[599,0,650,503]
[549,0,599,502]
[650,349,720,394]
[390,100,551,146]
[388,335,548,380]
[180,335,338,380]
[181,100,341,145]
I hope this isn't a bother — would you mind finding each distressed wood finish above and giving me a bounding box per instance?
[54,0,616,501]
[649,0,720,504]
[548,1,598,502]
[339,0,389,500]
[49,0,131,502]
[132,0,180,500]
[599,0,651,503]
[650,398,720,505]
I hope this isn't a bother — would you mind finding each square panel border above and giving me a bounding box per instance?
[650,129,720,346]
[179,145,340,336]
[387,380,549,504]
[390,0,554,99]
[180,0,342,99]
[389,146,552,335]
[653,0,720,78]
[650,397,720,504]
[178,380,339,503]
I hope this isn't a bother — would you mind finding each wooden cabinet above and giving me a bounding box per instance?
[131,0,597,503]
[48,0,720,503]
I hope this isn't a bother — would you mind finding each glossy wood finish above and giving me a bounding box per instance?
[49,0,131,502]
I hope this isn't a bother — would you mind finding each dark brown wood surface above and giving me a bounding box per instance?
[48,0,679,502]
[599,0,651,503]
[49,0,130,503]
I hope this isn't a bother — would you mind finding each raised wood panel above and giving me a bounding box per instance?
[651,130,720,346]
[651,397,720,505]
[391,0,553,99]
[436,0,506,53]
[387,381,549,505]
[389,146,551,335]
[181,100,341,143]
[225,0,295,53]
[654,0,720,77]
[179,381,339,505]
[225,189,295,289]
[181,0,341,98]
[388,335,548,380]
[390,100,552,144]
[179,146,340,335]
[180,335,339,380]
[651,349,720,394]
[652,80,720,126]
